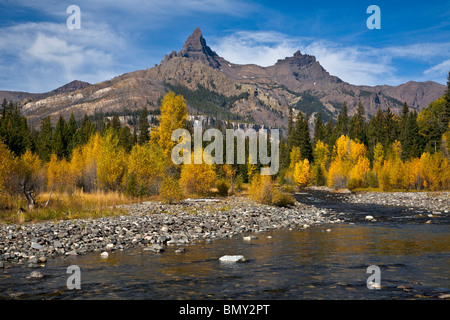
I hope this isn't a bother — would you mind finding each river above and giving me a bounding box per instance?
[0,190,449,300]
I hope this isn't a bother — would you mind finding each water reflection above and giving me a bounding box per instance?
[1,222,449,300]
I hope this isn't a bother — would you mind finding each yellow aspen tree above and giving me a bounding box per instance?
[312,140,329,186]
[349,157,371,187]
[82,132,103,191]
[373,143,384,179]
[47,153,68,193]
[97,130,127,191]
[327,135,351,188]
[18,150,42,209]
[284,146,301,184]
[159,176,184,204]
[179,148,216,196]
[155,91,188,160]
[405,157,424,190]
[0,140,16,194]
[68,146,85,192]
[421,151,450,190]
[128,141,165,195]
[293,158,310,188]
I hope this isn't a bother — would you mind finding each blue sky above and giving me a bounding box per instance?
[0,0,449,92]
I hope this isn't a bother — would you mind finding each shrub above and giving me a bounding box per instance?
[272,188,295,207]
[159,176,184,204]
[249,175,273,205]
[281,184,294,193]
[249,175,295,207]
[235,174,244,192]
[216,179,230,197]
[364,171,378,188]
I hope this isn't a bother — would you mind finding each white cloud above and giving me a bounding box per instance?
[212,31,301,67]
[0,22,127,92]
[424,59,450,79]
[211,30,448,86]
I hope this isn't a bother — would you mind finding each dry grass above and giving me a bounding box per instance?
[0,189,137,224]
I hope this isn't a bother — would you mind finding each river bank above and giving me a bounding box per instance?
[0,196,341,271]
[345,191,450,213]
[1,190,449,273]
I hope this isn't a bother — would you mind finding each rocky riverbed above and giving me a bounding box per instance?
[0,196,342,271]
[345,191,450,213]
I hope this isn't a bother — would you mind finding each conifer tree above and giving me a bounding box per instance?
[51,115,67,160]
[349,101,367,144]
[290,111,312,162]
[335,102,349,137]
[138,106,150,145]
[37,116,53,162]
[313,112,326,147]
[401,111,423,160]
[66,113,77,158]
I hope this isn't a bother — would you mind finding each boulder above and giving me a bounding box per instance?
[219,255,246,263]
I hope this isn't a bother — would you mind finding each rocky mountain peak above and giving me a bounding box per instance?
[176,27,222,69]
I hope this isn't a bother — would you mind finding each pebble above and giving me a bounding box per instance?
[28,271,43,279]
[100,251,109,258]
[346,192,450,213]
[0,196,339,268]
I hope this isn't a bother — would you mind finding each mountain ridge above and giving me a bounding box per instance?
[4,28,446,129]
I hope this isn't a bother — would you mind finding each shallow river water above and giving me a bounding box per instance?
[0,191,449,300]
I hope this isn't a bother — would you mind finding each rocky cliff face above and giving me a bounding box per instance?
[12,28,446,129]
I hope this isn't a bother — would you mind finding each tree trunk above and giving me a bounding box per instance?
[45,183,54,207]
[21,180,36,210]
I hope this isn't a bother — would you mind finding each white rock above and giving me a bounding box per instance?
[219,255,246,263]
[100,251,109,258]
[365,215,375,220]
[31,242,44,250]
[368,282,381,289]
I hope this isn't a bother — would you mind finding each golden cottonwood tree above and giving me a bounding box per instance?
[378,140,407,190]
[46,153,68,192]
[68,146,85,192]
[81,132,103,191]
[420,151,450,190]
[404,157,424,190]
[97,130,127,191]
[293,159,310,188]
[179,148,216,196]
[312,140,328,185]
[154,91,188,160]
[283,146,301,184]
[327,135,370,189]
[0,140,16,194]
[127,141,165,195]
